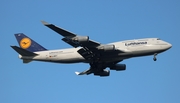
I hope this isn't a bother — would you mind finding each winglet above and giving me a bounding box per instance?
[75,72,80,75]
[74,69,92,75]
[41,20,49,25]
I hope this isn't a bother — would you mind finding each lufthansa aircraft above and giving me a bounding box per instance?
[11,21,172,77]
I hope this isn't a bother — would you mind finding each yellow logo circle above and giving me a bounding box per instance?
[20,38,31,49]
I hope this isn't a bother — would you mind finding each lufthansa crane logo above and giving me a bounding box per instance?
[20,38,31,49]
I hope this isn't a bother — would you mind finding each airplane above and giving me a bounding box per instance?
[11,21,172,77]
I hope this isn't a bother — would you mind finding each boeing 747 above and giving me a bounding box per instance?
[11,21,172,77]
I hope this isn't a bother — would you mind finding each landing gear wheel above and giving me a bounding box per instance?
[153,57,157,61]
[153,53,158,61]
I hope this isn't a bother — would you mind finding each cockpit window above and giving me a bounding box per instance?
[157,38,161,40]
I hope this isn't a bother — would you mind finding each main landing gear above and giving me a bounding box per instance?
[153,53,158,61]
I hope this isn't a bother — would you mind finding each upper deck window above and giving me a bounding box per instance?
[157,38,161,40]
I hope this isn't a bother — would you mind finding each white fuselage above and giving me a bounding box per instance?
[19,38,172,63]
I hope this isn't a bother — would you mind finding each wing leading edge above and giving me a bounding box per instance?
[41,21,100,48]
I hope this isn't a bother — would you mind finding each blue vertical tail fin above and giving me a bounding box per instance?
[15,33,47,52]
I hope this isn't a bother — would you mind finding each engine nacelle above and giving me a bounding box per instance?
[71,36,89,44]
[97,44,115,52]
[94,70,110,77]
[110,64,126,71]
[100,70,110,77]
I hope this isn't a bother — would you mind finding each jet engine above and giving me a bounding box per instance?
[110,64,126,71]
[94,70,110,77]
[97,44,115,52]
[71,36,89,44]
[99,70,110,77]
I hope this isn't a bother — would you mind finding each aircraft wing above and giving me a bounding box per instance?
[41,21,124,76]
[41,21,100,48]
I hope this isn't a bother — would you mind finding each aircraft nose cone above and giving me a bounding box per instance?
[166,42,172,50]
[168,43,172,48]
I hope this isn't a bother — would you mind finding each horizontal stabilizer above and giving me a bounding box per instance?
[11,46,38,56]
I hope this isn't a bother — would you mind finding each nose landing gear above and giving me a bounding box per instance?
[153,53,158,61]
